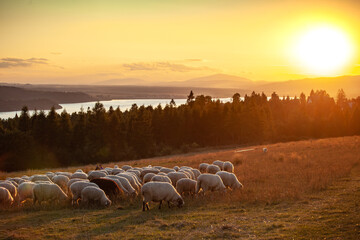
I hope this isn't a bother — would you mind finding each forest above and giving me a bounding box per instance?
[0,89,359,172]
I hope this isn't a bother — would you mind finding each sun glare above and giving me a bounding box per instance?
[294,25,353,75]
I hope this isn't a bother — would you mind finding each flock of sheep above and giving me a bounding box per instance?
[0,160,243,211]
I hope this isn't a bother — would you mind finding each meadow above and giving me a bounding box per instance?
[1,136,360,239]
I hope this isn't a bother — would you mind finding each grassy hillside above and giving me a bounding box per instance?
[1,136,360,239]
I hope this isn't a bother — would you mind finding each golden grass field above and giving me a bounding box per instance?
[1,136,360,239]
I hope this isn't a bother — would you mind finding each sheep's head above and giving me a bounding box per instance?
[103,199,112,207]
[176,197,184,208]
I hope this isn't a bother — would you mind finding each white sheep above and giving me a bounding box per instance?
[173,166,180,171]
[126,171,142,185]
[121,165,132,171]
[55,172,72,178]
[213,160,225,170]
[141,182,184,211]
[179,169,195,180]
[52,175,70,194]
[45,172,55,179]
[159,167,175,174]
[88,171,107,181]
[31,175,52,182]
[153,166,163,170]
[70,181,99,205]
[70,172,88,179]
[176,178,197,196]
[206,164,221,174]
[105,175,137,196]
[199,163,209,173]
[157,172,167,176]
[151,175,172,184]
[196,174,226,194]
[191,169,201,180]
[140,168,160,179]
[111,168,124,175]
[17,182,36,204]
[223,161,234,173]
[33,183,68,205]
[216,171,243,190]
[67,179,89,188]
[167,172,189,187]
[0,187,14,207]
[117,173,141,193]
[143,173,156,184]
[126,169,141,179]
[81,186,111,207]
[0,181,18,201]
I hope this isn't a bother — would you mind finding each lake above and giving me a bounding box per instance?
[0,98,232,119]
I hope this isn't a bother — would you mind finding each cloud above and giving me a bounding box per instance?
[0,57,49,68]
[122,61,214,72]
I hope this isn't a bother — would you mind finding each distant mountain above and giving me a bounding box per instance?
[95,78,147,85]
[0,86,95,112]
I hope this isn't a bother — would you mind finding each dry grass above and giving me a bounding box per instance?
[1,136,360,239]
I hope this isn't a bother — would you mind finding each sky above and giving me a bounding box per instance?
[0,0,359,85]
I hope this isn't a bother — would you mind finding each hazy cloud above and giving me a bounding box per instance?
[122,61,214,72]
[0,57,49,68]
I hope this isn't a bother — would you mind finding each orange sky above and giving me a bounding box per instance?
[0,0,359,84]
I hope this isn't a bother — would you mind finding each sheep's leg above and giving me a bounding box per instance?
[146,202,150,210]
[158,200,162,209]
[142,201,146,211]
[168,201,171,208]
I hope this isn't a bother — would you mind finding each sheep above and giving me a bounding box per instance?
[17,182,36,204]
[70,181,99,205]
[126,171,142,185]
[7,177,23,184]
[199,163,209,173]
[223,161,234,173]
[176,178,197,196]
[0,181,18,201]
[111,168,124,175]
[33,183,68,205]
[0,187,14,207]
[173,166,180,171]
[121,165,132,171]
[191,169,201,180]
[81,186,111,207]
[45,172,55,179]
[159,167,175,174]
[167,172,189,187]
[21,175,30,181]
[216,171,243,190]
[206,164,221,174]
[143,173,156,184]
[67,179,89,188]
[90,178,125,200]
[102,176,128,195]
[153,166,163,170]
[117,173,141,192]
[141,182,184,211]
[105,175,137,196]
[70,172,88,179]
[126,169,141,179]
[213,160,225,170]
[179,169,195,180]
[157,172,167,176]
[196,174,226,194]
[55,172,72,178]
[140,168,160,180]
[104,168,113,175]
[75,169,84,173]
[88,171,107,181]
[151,175,172,184]
[31,175,52,182]
[52,175,70,194]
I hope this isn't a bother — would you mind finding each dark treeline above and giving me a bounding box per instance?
[0,89,359,172]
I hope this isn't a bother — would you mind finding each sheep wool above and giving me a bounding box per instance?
[216,171,243,190]
[81,186,111,207]
[196,174,226,194]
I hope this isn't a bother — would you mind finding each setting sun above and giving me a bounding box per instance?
[294,25,354,75]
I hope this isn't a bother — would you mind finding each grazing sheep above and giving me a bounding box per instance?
[126,169,141,179]
[0,182,18,201]
[173,166,180,171]
[196,174,226,194]
[0,187,14,207]
[111,168,124,175]
[105,175,137,196]
[143,173,156,184]
[117,173,141,192]
[179,169,195,180]
[216,171,243,190]
[126,171,142,185]
[90,178,125,199]
[206,164,221,174]
[21,175,31,181]
[191,169,201,180]
[70,181,99,205]
[153,166,163,170]
[160,167,175,174]
[70,172,88,179]
[104,168,113,175]
[167,172,189,187]
[67,179,89,188]
[157,172,167,176]
[45,172,55,179]
[52,175,70,194]
[55,172,72,178]
[88,171,107,181]
[31,175,52,182]
[121,165,132,171]
[213,160,225,170]
[176,178,197,196]
[140,168,160,180]
[81,186,111,207]
[223,161,234,173]
[75,169,84,173]
[33,183,68,205]
[7,177,23,184]
[199,163,209,173]
[141,182,184,211]
[151,175,172,184]
[103,176,128,195]
[17,182,36,204]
